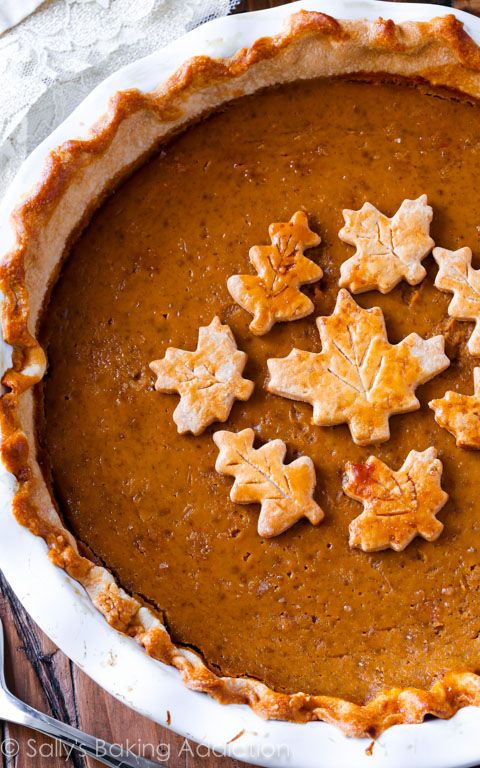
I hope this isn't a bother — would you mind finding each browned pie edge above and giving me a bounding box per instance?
[2,10,480,738]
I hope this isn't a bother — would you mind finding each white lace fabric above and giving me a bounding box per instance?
[0,0,239,199]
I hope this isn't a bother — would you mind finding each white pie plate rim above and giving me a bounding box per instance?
[1,2,480,767]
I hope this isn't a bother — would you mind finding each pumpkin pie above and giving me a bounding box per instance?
[3,10,480,739]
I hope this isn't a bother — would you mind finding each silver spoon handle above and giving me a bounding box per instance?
[1,689,160,768]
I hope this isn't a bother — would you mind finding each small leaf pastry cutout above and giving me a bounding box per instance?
[433,246,480,356]
[213,428,324,537]
[343,448,448,552]
[339,195,434,294]
[430,368,480,449]
[227,211,322,335]
[149,317,254,435]
[267,289,449,446]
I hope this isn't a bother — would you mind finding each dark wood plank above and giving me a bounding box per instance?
[452,0,480,13]
[1,1,478,767]
[0,573,245,768]
[234,0,480,13]
[233,0,292,11]
[0,574,80,768]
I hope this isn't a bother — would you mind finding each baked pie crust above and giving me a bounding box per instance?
[338,195,434,294]
[267,288,449,446]
[3,10,480,738]
[432,246,480,357]
[227,211,322,335]
[150,316,254,435]
[343,447,448,552]
[213,428,324,537]
[430,368,480,449]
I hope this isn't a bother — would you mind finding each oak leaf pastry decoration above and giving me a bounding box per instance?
[338,195,434,294]
[267,289,449,446]
[343,448,448,552]
[227,211,322,335]
[430,368,480,449]
[149,317,254,435]
[433,246,480,356]
[213,428,324,537]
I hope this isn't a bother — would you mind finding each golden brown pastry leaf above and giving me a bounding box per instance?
[213,427,324,537]
[430,368,480,449]
[150,317,254,435]
[433,246,480,356]
[343,448,448,552]
[267,289,449,446]
[339,195,434,294]
[227,211,322,335]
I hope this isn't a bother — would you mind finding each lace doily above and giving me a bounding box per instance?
[0,0,239,199]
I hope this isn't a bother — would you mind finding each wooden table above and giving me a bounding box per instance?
[1,1,479,766]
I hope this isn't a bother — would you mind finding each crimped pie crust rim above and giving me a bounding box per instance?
[2,10,480,738]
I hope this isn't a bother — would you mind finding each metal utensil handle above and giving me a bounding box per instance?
[2,689,160,768]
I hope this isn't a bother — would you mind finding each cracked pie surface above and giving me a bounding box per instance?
[5,11,480,738]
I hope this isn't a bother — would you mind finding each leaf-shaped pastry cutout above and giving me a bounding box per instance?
[343,448,448,552]
[227,211,322,335]
[267,289,449,446]
[149,317,254,435]
[430,368,480,449]
[213,428,324,537]
[339,195,434,294]
[433,246,480,356]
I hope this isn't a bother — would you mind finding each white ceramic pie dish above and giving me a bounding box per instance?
[2,1,480,766]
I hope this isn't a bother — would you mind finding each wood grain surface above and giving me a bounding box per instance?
[1,1,479,766]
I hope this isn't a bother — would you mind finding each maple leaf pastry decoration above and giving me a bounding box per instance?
[213,428,324,537]
[149,317,254,435]
[430,368,480,449]
[338,195,434,294]
[227,211,322,335]
[433,246,480,356]
[343,448,448,552]
[267,289,450,446]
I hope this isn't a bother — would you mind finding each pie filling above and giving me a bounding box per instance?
[38,77,480,706]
